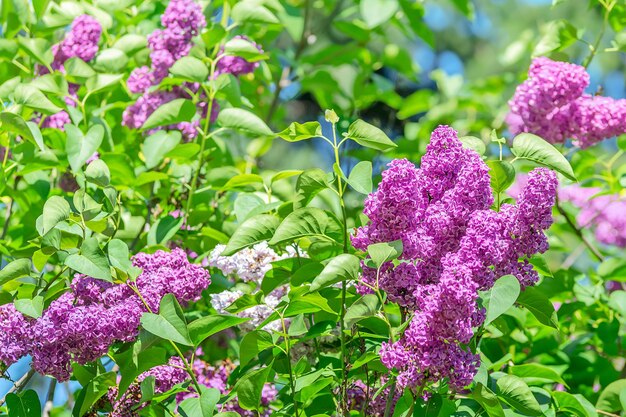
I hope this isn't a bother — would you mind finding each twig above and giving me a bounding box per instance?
[596,410,621,417]
[0,368,37,406]
[42,379,57,417]
[555,199,604,262]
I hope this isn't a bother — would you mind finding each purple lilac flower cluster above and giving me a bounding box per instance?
[123,0,207,141]
[353,126,558,391]
[559,185,626,248]
[0,249,209,380]
[507,57,626,148]
[127,0,206,93]
[107,357,188,417]
[346,378,400,416]
[216,35,264,77]
[39,15,102,130]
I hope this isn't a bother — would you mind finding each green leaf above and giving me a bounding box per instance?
[516,287,559,329]
[471,383,505,417]
[66,124,104,173]
[511,133,575,181]
[142,130,182,169]
[554,392,598,417]
[42,196,71,235]
[496,375,542,416]
[295,169,330,209]
[240,330,274,366]
[72,372,116,417]
[367,240,403,268]
[269,207,339,245]
[179,387,221,417]
[140,294,192,346]
[223,214,280,256]
[64,238,112,282]
[65,57,97,82]
[0,258,32,285]
[0,112,43,150]
[17,37,52,66]
[533,20,578,56]
[188,314,251,346]
[31,0,49,18]
[231,2,280,24]
[480,275,520,326]
[360,0,399,28]
[107,239,133,272]
[85,159,111,187]
[234,364,274,411]
[222,174,264,190]
[347,161,373,194]
[509,363,568,387]
[276,121,322,142]
[113,34,147,55]
[93,48,129,73]
[147,215,184,246]
[217,108,273,136]
[344,294,379,328]
[310,254,360,292]
[596,379,626,413]
[345,119,396,151]
[86,73,124,94]
[223,37,267,61]
[487,160,516,194]
[5,390,41,417]
[14,296,44,318]
[142,99,196,131]
[170,56,209,82]
[459,136,486,155]
[13,84,62,114]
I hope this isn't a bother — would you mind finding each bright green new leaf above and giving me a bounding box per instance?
[64,237,112,281]
[142,99,197,131]
[223,214,281,256]
[511,133,576,181]
[345,119,397,151]
[217,108,273,136]
[310,253,360,291]
[480,275,520,326]
[140,293,193,346]
[347,161,373,194]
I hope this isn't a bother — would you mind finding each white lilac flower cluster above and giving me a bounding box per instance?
[208,242,304,332]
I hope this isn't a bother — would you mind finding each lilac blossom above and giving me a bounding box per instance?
[507,57,626,147]
[354,126,558,391]
[216,36,264,77]
[0,249,209,380]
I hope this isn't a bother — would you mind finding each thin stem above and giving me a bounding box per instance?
[42,379,57,417]
[383,381,396,417]
[556,199,604,262]
[583,5,610,68]
[281,312,299,417]
[1,198,13,240]
[41,266,69,293]
[330,121,350,416]
[0,368,37,406]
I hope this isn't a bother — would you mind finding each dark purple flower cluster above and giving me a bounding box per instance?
[560,185,626,248]
[346,378,400,416]
[51,15,102,69]
[0,249,209,380]
[353,126,558,391]
[507,57,626,148]
[177,357,277,416]
[107,356,188,417]
[216,36,263,77]
[127,0,205,93]
[123,0,213,141]
[38,15,102,130]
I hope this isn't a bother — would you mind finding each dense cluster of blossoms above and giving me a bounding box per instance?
[123,0,207,141]
[180,355,277,416]
[346,378,400,416]
[38,15,102,129]
[105,354,277,417]
[216,35,263,77]
[107,357,188,417]
[208,242,303,331]
[353,126,558,391]
[559,185,626,248]
[507,57,626,148]
[0,249,209,380]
